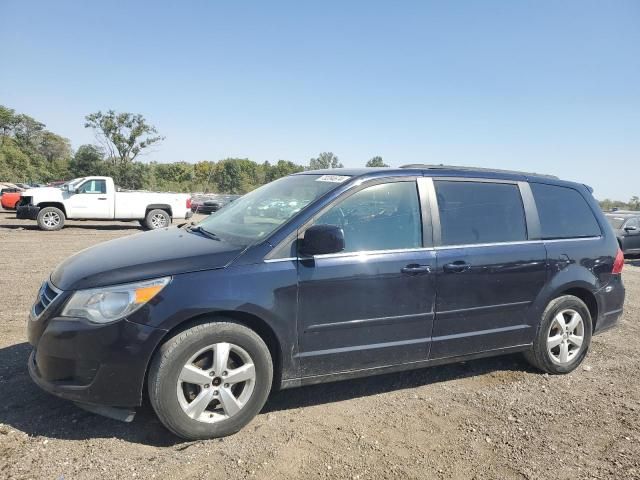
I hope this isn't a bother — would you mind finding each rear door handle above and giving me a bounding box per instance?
[443,261,471,273]
[401,264,432,275]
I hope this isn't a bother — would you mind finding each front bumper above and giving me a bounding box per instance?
[17,204,39,220]
[28,314,166,407]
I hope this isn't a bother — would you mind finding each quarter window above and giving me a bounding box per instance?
[435,181,527,246]
[314,181,422,253]
[530,183,601,239]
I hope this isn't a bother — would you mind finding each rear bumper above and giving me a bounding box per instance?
[17,205,39,220]
[594,275,625,334]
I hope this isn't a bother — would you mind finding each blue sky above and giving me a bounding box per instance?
[1,0,638,199]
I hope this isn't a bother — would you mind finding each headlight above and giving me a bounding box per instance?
[61,277,170,324]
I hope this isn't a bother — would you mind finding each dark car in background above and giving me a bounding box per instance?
[191,194,241,214]
[605,212,640,255]
[27,165,625,440]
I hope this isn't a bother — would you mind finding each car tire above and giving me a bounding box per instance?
[143,209,171,230]
[36,206,65,231]
[148,320,273,440]
[524,295,592,374]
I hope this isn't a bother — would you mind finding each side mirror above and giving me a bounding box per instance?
[625,225,638,232]
[300,225,345,256]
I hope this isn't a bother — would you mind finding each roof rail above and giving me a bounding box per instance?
[399,164,558,179]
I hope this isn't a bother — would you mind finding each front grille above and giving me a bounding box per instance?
[33,281,61,317]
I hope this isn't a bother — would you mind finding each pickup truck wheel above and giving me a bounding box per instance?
[148,321,273,440]
[144,209,171,230]
[37,207,65,231]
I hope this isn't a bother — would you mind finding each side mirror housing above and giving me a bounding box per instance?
[300,225,345,256]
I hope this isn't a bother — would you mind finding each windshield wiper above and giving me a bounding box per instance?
[187,225,220,241]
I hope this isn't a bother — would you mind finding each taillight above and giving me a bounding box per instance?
[612,248,624,274]
[186,198,192,209]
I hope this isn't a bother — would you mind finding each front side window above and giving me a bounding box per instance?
[626,218,639,229]
[313,181,422,253]
[435,180,527,246]
[531,183,601,239]
[198,174,349,246]
[78,179,106,194]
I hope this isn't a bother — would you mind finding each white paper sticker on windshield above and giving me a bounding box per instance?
[316,175,350,183]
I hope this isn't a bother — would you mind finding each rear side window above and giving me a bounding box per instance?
[435,181,527,246]
[531,183,601,239]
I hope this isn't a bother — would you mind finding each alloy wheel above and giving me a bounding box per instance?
[176,342,256,423]
[547,309,585,364]
[151,213,168,228]
[43,211,61,228]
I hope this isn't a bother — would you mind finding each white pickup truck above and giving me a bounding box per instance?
[17,176,192,231]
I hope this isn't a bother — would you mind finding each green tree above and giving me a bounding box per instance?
[84,110,165,166]
[70,145,105,177]
[365,156,388,167]
[630,196,640,210]
[309,152,343,170]
[215,159,245,194]
[265,160,304,182]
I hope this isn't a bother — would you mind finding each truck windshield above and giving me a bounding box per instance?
[62,178,85,190]
[197,174,350,245]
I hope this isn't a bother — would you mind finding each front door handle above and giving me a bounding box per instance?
[443,261,471,273]
[97,197,107,200]
[401,264,432,275]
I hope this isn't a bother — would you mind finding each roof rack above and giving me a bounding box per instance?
[399,164,558,179]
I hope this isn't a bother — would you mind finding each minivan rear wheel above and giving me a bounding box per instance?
[148,320,273,440]
[524,295,592,374]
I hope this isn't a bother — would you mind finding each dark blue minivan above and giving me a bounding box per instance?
[27,165,626,439]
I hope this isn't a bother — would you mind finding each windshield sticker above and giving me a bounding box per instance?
[316,175,350,183]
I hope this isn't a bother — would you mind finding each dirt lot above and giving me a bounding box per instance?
[0,209,639,480]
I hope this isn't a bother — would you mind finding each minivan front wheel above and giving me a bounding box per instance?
[525,295,592,374]
[148,321,273,440]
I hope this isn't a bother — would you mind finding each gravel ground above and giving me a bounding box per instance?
[0,209,639,480]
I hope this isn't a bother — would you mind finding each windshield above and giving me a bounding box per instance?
[197,174,350,245]
[606,216,627,229]
[62,177,85,190]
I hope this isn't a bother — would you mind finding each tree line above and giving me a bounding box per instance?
[0,105,391,194]
[2,104,636,207]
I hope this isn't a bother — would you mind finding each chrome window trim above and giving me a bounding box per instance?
[264,257,297,263]
[542,236,602,243]
[311,246,436,260]
[263,237,602,262]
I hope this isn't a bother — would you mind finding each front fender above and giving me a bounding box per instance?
[129,263,299,381]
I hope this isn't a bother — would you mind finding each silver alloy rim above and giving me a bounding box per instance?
[176,342,256,423]
[547,309,585,364]
[151,213,168,229]
[42,211,60,227]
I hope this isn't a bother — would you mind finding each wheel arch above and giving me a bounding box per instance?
[146,204,173,217]
[37,202,67,216]
[559,286,599,331]
[144,310,284,399]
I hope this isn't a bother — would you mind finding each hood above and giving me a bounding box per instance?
[51,227,246,291]
[24,186,64,201]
